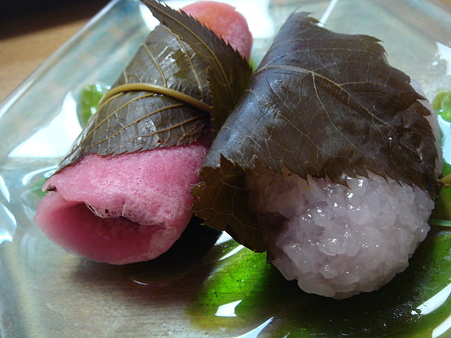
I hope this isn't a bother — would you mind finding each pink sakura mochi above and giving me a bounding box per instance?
[34,1,253,264]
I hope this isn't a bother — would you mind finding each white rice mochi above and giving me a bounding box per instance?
[246,169,434,299]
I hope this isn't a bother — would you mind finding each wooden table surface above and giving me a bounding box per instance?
[0,0,110,103]
[0,0,450,103]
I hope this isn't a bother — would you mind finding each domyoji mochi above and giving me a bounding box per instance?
[190,12,442,299]
[245,92,441,299]
[246,171,435,299]
[34,1,252,264]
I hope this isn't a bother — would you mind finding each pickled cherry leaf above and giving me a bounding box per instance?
[142,0,252,133]
[191,155,265,252]
[192,12,441,252]
[57,1,251,171]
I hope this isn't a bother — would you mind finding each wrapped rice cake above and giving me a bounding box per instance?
[192,12,442,299]
[33,0,253,264]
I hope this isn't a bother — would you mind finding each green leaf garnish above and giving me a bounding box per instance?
[77,83,110,127]
[432,90,451,123]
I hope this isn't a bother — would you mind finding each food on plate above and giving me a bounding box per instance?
[192,12,442,298]
[34,0,252,264]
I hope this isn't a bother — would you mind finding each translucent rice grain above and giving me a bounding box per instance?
[246,169,434,299]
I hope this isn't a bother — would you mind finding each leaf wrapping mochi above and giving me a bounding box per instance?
[192,12,442,298]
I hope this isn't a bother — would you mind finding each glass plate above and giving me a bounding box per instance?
[1,0,451,336]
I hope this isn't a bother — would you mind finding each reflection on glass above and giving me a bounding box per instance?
[0,203,16,244]
[319,0,339,26]
[9,92,81,158]
[0,174,10,203]
[215,300,242,317]
[438,116,451,165]
[0,173,15,244]
[138,3,159,31]
[436,42,451,76]
[416,282,451,316]
[21,166,56,187]
[432,313,451,338]
[219,244,244,261]
[235,317,274,338]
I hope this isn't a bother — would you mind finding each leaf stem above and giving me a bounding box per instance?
[441,173,451,187]
[98,83,213,115]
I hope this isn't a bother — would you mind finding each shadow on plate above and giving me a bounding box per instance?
[70,216,222,304]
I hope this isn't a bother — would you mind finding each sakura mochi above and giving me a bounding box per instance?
[191,12,441,298]
[34,0,253,264]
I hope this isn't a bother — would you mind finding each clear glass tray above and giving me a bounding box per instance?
[1,0,451,336]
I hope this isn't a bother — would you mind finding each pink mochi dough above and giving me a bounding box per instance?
[34,1,253,264]
[181,1,252,61]
[35,139,209,264]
